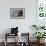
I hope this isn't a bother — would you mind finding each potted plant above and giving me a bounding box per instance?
[33,32,46,43]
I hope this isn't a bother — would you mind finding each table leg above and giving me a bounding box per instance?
[4,34,7,46]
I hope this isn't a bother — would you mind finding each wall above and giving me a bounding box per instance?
[0,0,36,42]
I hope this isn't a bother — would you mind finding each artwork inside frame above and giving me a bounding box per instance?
[37,0,46,18]
[10,8,25,19]
[36,0,46,27]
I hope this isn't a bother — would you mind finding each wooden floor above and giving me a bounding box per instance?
[0,42,46,46]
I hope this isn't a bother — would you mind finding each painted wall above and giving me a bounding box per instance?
[0,0,36,42]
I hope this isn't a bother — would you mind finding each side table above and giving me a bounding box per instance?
[4,33,18,46]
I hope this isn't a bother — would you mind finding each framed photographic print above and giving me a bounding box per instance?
[10,8,25,19]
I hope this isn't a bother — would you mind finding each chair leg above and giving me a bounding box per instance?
[4,41,7,46]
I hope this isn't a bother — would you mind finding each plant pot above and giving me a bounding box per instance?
[37,39,45,44]
[40,38,45,43]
